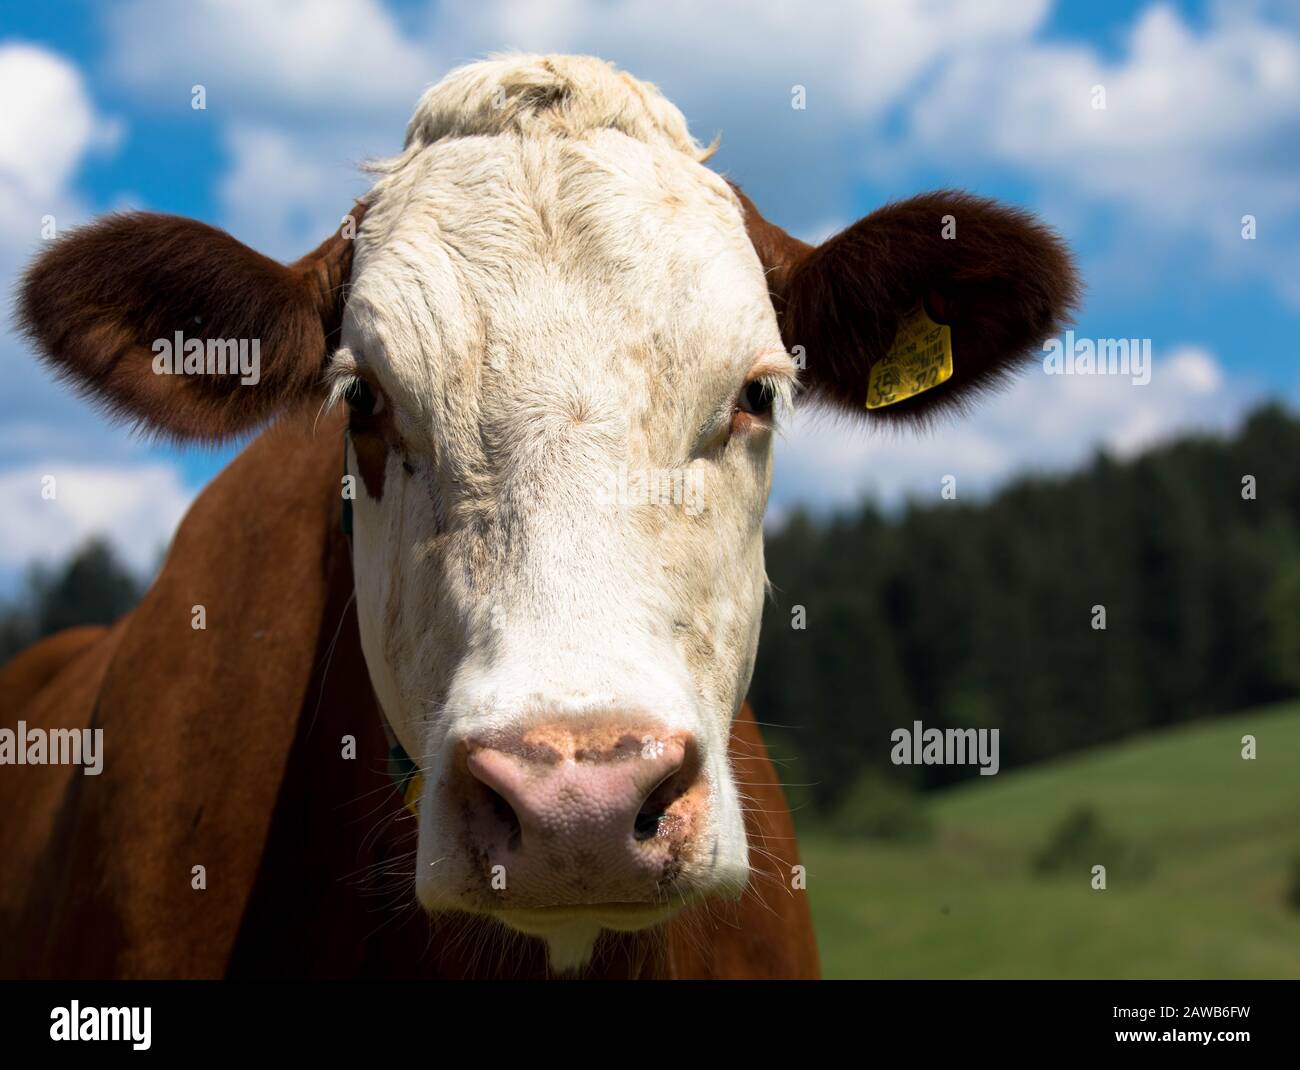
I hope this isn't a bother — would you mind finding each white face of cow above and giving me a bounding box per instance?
[336,59,793,969]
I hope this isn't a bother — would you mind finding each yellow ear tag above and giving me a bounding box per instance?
[866,305,953,410]
[403,772,424,816]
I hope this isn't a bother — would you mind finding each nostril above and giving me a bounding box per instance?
[465,751,525,850]
[633,807,665,841]
[633,760,694,843]
[480,782,523,850]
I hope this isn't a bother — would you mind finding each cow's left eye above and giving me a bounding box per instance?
[739,378,776,417]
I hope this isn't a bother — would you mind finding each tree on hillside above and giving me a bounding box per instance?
[0,539,141,664]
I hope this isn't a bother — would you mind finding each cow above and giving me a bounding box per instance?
[0,54,1077,978]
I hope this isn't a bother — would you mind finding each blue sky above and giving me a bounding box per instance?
[1,0,1298,584]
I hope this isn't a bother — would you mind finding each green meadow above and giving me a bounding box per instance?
[799,701,1300,978]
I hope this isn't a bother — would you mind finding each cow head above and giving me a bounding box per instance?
[18,55,1077,970]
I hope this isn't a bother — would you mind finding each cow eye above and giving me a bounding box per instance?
[344,377,384,418]
[739,378,776,416]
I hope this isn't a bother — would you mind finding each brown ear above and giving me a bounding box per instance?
[734,186,1080,421]
[17,204,366,441]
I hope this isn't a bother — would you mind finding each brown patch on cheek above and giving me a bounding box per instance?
[381,471,409,671]
[351,430,389,501]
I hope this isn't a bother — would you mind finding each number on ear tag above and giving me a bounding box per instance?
[866,305,953,410]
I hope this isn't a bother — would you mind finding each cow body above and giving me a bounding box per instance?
[0,407,817,978]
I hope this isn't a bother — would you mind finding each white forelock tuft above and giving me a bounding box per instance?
[393,53,714,163]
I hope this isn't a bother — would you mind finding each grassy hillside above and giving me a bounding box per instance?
[799,701,1300,978]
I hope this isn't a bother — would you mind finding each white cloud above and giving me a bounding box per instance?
[217,123,370,258]
[893,3,1300,298]
[769,345,1253,520]
[104,0,434,119]
[0,463,194,574]
[425,0,1048,116]
[0,43,118,231]
[0,45,194,592]
[0,43,126,464]
[105,0,1046,127]
[104,0,435,254]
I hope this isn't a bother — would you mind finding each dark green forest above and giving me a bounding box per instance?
[751,402,1300,816]
[0,539,141,665]
[4,404,1298,821]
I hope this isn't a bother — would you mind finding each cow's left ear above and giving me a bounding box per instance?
[734,187,1080,421]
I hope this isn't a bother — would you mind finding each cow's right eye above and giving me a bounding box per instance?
[739,379,776,416]
[344,378,385,419]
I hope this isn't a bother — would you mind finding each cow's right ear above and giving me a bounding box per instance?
[17,204,365,441]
